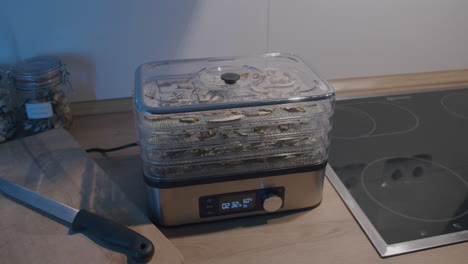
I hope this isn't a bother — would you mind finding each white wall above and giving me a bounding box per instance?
[269,0,468,79]
[1,0,467,101]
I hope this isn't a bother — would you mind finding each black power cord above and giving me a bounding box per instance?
[85,142,139,153]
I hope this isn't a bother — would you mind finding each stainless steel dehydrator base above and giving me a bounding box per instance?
[146,168,325,226]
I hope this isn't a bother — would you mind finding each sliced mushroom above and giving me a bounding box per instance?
[177,83,193,89]
[144,116,170,121]
[207,114,246,123]
[251,86,269,93]
[283,106,305,113]
[234,130,248,137]
[254,127,266,134]
[240,73,249,79]
[233,144,244,152]
[179,117,200,123]
[199,131,217,139]
[267,90,282,98]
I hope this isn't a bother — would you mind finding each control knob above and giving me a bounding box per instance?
[262,194,283,212]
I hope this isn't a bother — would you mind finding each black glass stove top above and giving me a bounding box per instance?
[327,87,468,257]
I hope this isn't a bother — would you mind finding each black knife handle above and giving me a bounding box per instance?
[72,209,155,262]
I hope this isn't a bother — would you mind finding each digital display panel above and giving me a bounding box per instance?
[218,193,257,213]
[199,187,284,217]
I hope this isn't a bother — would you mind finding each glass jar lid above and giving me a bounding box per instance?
[10,56,63,89]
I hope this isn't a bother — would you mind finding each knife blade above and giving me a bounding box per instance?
[0,177,155,263]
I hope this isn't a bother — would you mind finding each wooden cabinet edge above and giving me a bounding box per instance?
[70,69,468,117]
[331,69,468,97]
[71,98,134,117]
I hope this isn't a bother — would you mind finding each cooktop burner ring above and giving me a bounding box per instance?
[441,93,468,120]
[364,102,419,137]
[332,102,419,139]
[361,156,468,222]
[331,105,377,139]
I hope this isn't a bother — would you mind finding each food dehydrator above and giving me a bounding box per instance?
[134,53,335,226]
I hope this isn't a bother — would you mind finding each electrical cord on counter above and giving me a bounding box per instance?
[85,142,139,153]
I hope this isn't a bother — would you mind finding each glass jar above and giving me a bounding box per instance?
[8,56,72,135]
[0,71,17,142]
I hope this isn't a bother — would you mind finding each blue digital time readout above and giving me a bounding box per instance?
[219,194,256,212]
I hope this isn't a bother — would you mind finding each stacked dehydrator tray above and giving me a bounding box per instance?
[134,53,335,226]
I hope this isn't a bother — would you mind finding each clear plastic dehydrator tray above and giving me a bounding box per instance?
[134,53,335,182]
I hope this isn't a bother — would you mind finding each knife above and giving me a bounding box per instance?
[0,177,155,263]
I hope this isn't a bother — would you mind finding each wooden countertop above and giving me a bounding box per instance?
[67,70,468,263]
[0,129,183,264]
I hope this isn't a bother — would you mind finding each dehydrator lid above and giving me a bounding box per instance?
[135,53,335,114]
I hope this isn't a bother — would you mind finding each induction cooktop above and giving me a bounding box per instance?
[327,86,468,257]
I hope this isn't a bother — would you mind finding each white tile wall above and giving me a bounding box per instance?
[1,0,467,101]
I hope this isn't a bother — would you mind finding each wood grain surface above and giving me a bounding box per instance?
[0,129,183,264]
[331,69,468,97]
[67,107,468,264]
